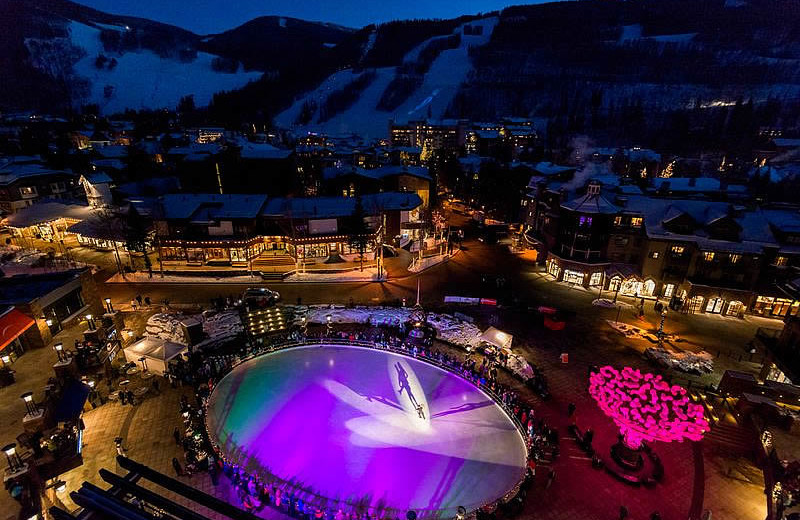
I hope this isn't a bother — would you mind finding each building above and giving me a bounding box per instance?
[0,156,82,215]
[389,119,468,154]
[79,171,114,207]
[524,176,800,319]
[322,164,432,209]
[152,192,424,267]
[0,268,103,347]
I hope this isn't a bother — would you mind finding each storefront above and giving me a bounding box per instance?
[753,296,800,319]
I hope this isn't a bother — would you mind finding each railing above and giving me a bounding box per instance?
[203,338,531,519]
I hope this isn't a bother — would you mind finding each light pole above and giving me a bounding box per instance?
[2,443,21,471]
[138,356,148,372]
[326,315,332,336]
[53,342,67,363]
[104,298,114,313]
[85,314,96,330]
[658,308,668,348]
[0,355,10,368]
[20,392,36,415]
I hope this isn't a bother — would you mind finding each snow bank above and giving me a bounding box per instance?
[145,309,244,348]
[145,313,188,344]
[284,268,384,282]
[300,305,482,348]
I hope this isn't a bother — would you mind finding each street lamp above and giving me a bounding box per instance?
[21,392,37,415]
[53,342,67,363]
[2,443,21,471]
[138,356,148,372]
[104,298,114,313]
[326,315,332,336]
[45,319,53,327]
[657,307,668,348]
[85,314,96,330]
[1,355,10,367]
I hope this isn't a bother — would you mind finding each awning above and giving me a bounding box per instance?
[0,308,35,351]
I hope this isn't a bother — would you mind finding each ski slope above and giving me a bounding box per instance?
[276,17,498,138]
[65,21,262,114]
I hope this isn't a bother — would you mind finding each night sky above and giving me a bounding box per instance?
[77,0,551,34]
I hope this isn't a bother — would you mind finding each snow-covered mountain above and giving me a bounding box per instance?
[275,17,498,138]
[3,0,799,127]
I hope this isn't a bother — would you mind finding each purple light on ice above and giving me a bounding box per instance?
[206,345,527,517]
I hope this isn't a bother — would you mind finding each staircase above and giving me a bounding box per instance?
[705,421,756,458]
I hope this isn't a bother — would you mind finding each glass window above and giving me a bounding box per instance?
[774,256,788,267]
[650,251,659,259]
[563,270,585,285]
[730,253,741,264]
[614,216,622,226]
[663,283,675,298]
[589,272,602,286]
[579,216,593,227]
[704,251,715,261]
[671,245,685,254]
[609,276,621,291]
[631,217,643,227]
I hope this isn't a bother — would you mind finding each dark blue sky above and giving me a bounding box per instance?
[78,0,544,34]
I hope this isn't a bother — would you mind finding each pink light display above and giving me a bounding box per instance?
[589,366,708,449]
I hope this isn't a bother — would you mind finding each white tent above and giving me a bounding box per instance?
[479,327,513,351]
[123,337,187,376]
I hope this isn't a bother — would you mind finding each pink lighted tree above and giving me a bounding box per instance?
[589,365,708,450]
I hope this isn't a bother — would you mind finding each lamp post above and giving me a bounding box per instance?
[20,392,36,415]
[326,315,332,336]
[2,443,21,471]
[85,314,96,330]
[1,355,10,368]
[104,298,114,313]
[658,307,668,348]
[138,356,148,372]
[53,342,67,363]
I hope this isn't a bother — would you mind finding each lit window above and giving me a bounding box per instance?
[614,216,622,226]
[774,256,788,267]
[663,283,675,298]
[589,272,603,286]
[730,254,741,264]
[704,252,715,261]
[650,251,659,259]
[579,216,593,227]
[671,246,685,254]
[631,217,643,227]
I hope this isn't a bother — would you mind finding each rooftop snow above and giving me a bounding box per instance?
[160,194,268,220]
[261,192,422,219]
[6,201,92,228]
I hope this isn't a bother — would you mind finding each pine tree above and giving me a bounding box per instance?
[125,204,152,278]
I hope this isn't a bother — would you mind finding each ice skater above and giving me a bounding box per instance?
[395,362,419,409]
[416,404,425,420]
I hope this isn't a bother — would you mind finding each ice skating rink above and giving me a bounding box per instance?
[206,345,527,517]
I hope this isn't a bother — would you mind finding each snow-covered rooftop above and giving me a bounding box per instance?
[652,177,747,193]
[6,201,93,228]
[0,157,75,185]
[261,192,422,219]
[160,194,268,220]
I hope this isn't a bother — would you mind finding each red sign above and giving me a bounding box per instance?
[560,352,569,364]
[480,298,497,306]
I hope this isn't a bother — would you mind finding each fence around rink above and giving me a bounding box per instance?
[202,337,532,520]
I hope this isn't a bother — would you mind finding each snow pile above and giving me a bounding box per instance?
[301,305,482,348]
[644,347,714,375]
[285,268,384,282]
[408,253,450,273]
[196,310,244,349]
[145,313,188,344]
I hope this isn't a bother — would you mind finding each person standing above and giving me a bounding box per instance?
[172,457,183,476]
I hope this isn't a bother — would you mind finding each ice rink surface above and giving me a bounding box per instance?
[206,345,527,516]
